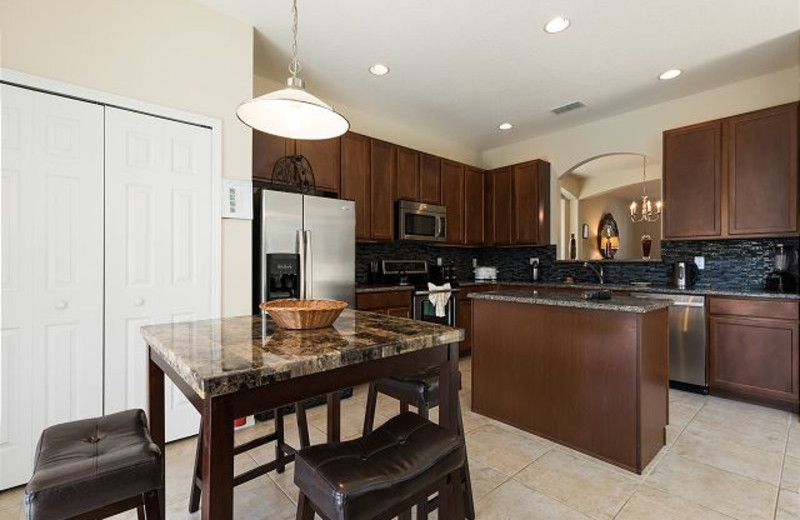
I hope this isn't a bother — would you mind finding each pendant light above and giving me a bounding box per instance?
[236,0,349,140]
[629,156,662,223]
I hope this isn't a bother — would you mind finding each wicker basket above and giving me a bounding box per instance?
[259,299,348,330]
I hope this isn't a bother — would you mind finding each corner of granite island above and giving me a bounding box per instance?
[468,289,669,474]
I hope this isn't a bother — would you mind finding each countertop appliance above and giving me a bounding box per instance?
[253,189,355,313]
[397,200,447,242]
[766,243,797,293]
[632,292,707,393]
[381,259,459,326]
[474,266,498,282]
[672,261,698,289]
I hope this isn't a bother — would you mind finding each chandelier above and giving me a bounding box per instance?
[630,156,662,223]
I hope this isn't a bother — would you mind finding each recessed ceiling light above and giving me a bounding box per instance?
[498,123,513,131]
[659,69,683,80]
[369,64,390,76]
[544,16,571,34]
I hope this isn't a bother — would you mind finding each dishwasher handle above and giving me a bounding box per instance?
[672,302,705,308]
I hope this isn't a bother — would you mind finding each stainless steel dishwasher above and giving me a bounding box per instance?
[632,292,707,393]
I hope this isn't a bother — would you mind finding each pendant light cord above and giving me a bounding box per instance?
[289,0,301,78]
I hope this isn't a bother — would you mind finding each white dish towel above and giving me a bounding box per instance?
[427,282,452,318]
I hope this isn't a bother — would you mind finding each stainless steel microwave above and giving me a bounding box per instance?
[397,200,447,242]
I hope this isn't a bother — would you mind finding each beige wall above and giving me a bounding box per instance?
[1,0,255,316]
[254,74,483,167]
[482,66,800,243]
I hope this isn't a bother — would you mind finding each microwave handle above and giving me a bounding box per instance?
[436,217,442,238]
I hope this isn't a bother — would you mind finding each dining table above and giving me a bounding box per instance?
[142,309,465,520]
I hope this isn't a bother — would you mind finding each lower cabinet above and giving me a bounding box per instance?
[709,297,800,410]
[356,290,412,319]
[458,300,472,356]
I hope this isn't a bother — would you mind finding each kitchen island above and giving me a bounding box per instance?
[469,289,670,473]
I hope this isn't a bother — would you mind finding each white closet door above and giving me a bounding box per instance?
[1,84,104,489]
[104,107,212,441]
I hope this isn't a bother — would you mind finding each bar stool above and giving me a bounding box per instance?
[188,400,312,513]
[294,412,466,520]
[24,409,163,520]
[363,368,475,519]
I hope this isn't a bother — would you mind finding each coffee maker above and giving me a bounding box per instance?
[765,244,796,293]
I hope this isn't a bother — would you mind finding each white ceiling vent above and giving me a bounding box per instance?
[551,101,586,115]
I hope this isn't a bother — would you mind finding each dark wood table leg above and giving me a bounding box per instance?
[147,349,166,520]
[438,343,463,520]
[201,396,234,520]
[327,392,341,443]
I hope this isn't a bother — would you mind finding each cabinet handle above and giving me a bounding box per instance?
[54,300,68,310]
[134,298,145,307]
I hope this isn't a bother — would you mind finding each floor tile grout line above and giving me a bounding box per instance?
[772,414,793,520]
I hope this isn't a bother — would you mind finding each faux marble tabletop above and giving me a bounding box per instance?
[468,289,672,313]
[141,310,463,399]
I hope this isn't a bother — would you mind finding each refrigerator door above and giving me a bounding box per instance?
[303,195,356,306]
[261,190,304,303]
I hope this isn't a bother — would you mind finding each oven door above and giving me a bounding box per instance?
[412,291,458,327]
[398,205,446,242]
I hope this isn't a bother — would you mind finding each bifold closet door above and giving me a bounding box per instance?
[1,84,104,489]
[103,107,212,441]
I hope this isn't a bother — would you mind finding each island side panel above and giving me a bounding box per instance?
[471,299,640,471]
[638,307,669,470]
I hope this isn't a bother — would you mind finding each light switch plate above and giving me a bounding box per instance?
[694,256,705,270]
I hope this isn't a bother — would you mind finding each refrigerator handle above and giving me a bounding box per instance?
[296,229,306,299]
[305,230,313,299]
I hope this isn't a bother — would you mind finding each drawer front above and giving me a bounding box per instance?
[710,297,799,321]
[356,290,412,310]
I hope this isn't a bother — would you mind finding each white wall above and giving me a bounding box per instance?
[254,74,483,167]
[0,0,255,316]
[482,66,800,241]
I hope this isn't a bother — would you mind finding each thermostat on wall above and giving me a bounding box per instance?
[222,179,253,220]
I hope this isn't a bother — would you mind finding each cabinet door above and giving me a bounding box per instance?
[663,122,722,238]
[341,132,371,240]
[727,103,799,236]
[295,137,341,193]
[370,139,396,240]
[458,299,472,356]
[513,161,542,245]
[387,306,411,319]
[464,166,485,245]
[419,153,441,204]
[441,160,465,245]
[710,316,799,405]
[253,131,293,181]
[492,167,513,245]
[396,147,419,201]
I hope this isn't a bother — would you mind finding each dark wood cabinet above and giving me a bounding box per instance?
[709,297,800,411]
[458,299,472,355]
[663,102,799,240]
[341,132,371,240]
[663,121,722,239]
[370,139,396,241]
[419,154,442,205]
[441,160,465,245]
[253,131,293,181]
[396,147,419,201]
[356,290,412,318]
[490,167,513,245]
[727,103,798,236]
[294,138,341,193]
[464,166,485,245]
[512,160,550,245]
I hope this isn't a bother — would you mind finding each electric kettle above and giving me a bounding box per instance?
[672,261,698,289]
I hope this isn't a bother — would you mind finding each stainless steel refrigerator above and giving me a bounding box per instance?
[253,189,355,312]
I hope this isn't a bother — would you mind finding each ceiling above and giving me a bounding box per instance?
[195,0,799,151]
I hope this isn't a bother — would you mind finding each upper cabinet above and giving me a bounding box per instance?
[441,160,465,245]
[464,166,485,245]
[295,138,341,193]
[396,147,420,201]
[370,139,396,241]
[663,102,799,240]
[490,167,513,246]
[419,153,442,204]
[253,131,293,181]
[341,132,371,240]
[727,104,798,236]
[513,160,550,246]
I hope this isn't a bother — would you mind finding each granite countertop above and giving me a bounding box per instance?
[141,310,463,399]
[355,284,415,294]
[468,289,672,313]
[493,281,800,300]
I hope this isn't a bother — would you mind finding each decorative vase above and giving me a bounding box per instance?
[641,235,653,260]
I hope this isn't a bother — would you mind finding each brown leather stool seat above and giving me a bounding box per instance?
[369,367,461,415]
[294,412,465,520]
[24,409,163,520]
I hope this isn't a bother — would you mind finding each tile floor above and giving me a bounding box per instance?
[2,357,799,520]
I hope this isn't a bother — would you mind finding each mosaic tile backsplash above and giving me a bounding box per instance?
[357,237,799,292]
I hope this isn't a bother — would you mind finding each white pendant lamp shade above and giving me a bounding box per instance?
[237,78,349,140]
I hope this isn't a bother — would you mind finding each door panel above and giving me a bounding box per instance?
[1,84,104,489]
[419,153,441,204]
[370,139,396,240]
[303,196,355,307]
[492,167,512,245]
[340,132,371,240]
[105,107,213,441]
[441,160,464,245]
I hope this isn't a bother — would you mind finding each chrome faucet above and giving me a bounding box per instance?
[582,262,604,285]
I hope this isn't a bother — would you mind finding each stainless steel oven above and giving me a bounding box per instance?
[412,288,459,327]
[397,200,446,242]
